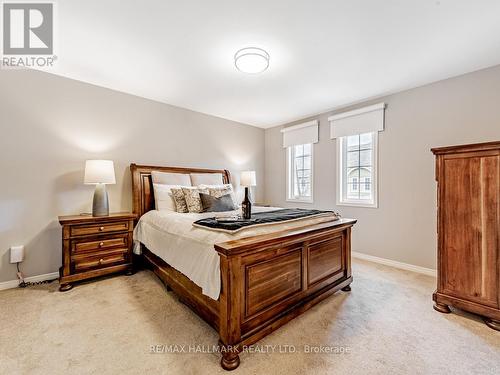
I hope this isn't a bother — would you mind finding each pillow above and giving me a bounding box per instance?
[152,171,191,186]
[201,184,239,207]
[190,173,224,186]
[181,187,209,213]
[170,188,189,213]
[152,184,180,211]
[199,193,238,212]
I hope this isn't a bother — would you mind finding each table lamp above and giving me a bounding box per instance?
[240,171,256,219]
[84,160,116,217]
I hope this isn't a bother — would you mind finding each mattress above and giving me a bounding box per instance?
[133,206,338,300]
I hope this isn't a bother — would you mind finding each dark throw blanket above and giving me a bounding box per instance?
[193,208,337,233]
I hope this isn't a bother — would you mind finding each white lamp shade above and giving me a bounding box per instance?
[84,160,116,185]
[240,171,256,187]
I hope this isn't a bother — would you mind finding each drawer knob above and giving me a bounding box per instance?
[99,242,104,247]
[99,258,104,264]
[99,226,104,231]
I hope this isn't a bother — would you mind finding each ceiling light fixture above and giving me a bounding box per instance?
[234,47,270,74]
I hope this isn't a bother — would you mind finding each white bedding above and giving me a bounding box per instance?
[133,207,337,300]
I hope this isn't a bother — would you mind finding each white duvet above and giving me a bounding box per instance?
[133,207,337,300]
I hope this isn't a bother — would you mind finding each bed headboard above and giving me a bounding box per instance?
[130,163,231,218]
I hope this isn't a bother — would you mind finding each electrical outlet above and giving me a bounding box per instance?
[10,245,24,263]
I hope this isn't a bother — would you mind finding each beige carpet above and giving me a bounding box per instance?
[1,259,499,375]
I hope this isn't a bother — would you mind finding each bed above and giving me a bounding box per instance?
[131,164,357,370]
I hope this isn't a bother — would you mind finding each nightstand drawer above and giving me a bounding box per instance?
[72,235,128,254]
[70,221,129,237]
[73,251,127,272]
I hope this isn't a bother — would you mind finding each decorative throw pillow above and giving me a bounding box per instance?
[181,187,209,213]
[200,193,238,212]
[170,188,189,213]
[201,184,239,207]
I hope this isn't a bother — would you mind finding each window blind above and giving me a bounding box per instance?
[329,103,386,139]
[281,120,319,148]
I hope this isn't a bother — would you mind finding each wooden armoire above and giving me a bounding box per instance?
[431,141,499,330]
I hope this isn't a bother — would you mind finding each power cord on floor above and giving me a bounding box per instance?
[16,263,56,288]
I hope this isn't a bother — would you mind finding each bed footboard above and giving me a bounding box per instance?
[215,218,356,370]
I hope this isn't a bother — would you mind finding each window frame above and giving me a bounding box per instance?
[336,131,378,208]
[286,143,314,203]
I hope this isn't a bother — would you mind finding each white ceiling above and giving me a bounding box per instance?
[50,0,500,128]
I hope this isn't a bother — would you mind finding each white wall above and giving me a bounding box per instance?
[0,70,265,282]
[265,65,500,270]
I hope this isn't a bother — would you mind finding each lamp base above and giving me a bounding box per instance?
[92,184,109,217]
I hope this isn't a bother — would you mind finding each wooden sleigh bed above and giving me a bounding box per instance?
[130,163,356,370]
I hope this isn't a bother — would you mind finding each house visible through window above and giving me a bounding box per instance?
[364,177,371,191]
[287,143,313,202]
[352,177,358,191]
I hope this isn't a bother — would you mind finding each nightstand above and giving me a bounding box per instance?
[58,212,137,291]
[254,203,271,207]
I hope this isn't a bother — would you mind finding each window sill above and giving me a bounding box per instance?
[286,198,314,204]
[336,200,378,208]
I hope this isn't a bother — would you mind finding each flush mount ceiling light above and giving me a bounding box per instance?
[234,47,270,74]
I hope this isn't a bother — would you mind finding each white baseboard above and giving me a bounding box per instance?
[352,251,437,277]
[0,272,59,291]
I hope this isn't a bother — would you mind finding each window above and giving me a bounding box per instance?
[337,132,378,207]
[329,102,384,208]
[281,119,318,202]
[287,143,313,202]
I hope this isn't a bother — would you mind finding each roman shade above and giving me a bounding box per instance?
[329,103,386,138]
[281,120,319,148]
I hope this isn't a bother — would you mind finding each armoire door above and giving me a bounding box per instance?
[438,150,499,308]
